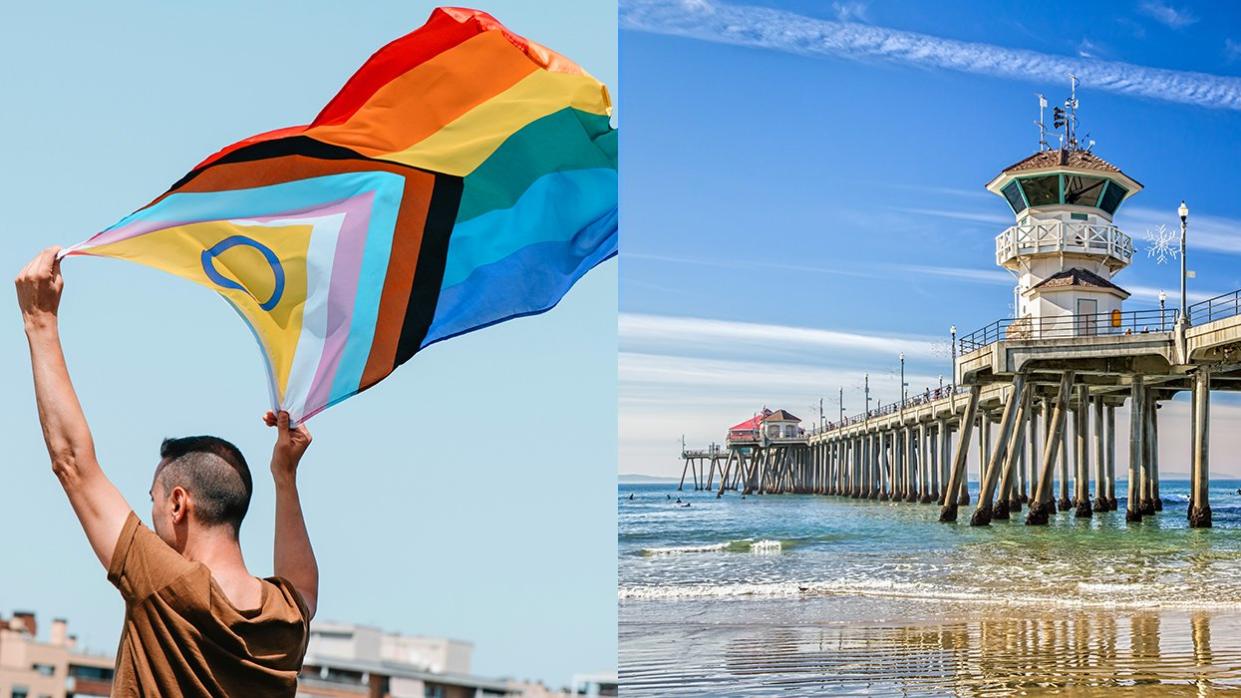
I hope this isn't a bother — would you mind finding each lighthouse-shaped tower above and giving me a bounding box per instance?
[985,83,1143,337]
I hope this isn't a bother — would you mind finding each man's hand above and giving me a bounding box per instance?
[263,410,312,482]
[16,246,64,332]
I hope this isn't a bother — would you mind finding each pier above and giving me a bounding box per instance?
[677,89,1241,528]
[684,292,1241,528]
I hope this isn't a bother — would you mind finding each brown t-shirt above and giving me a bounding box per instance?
[107,512,310,697]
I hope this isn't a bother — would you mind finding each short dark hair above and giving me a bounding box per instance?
[156,436,253,536]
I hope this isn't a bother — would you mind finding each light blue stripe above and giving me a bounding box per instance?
[326,176,406,402]
[104,171,406,232]
[440,168,617,288]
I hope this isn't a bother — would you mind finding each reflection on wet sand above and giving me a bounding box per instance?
[622,606,1241,696]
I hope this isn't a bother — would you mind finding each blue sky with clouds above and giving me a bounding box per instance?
[619,0,1241,476]
[0,0,615,686]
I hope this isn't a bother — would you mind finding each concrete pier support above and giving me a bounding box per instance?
[906,427,920,503]
[1092,396,1107,512]
[997,385,1031,519]
[976,413,991,508]
[1146,399,1156,509]
[1025,403,1039,504]
[919,424,933,503]
[873,432,883,496]
[938,419,952,505]
[1074,385,1092,518]
[1189,370,1212,528]
[929,423,942,503]
[1140,393,1157,516]
[1105,405,1117,510]
[1057,409,1072,512]
[1028,371,1074,525]
[940,385,981,522]
[973,377,1025,526]
[1126,376,1145,523]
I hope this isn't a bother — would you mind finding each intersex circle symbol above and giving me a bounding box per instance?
[200,235,286,311]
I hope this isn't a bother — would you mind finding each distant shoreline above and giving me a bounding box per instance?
[618,474,680,484]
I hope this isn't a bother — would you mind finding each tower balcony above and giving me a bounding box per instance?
[995,220,1133,272]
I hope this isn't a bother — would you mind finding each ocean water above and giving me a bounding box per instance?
[619,479,1241,695]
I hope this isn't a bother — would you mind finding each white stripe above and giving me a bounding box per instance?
[230,212,345,424]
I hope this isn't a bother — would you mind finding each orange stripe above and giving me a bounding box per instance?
[307,30,537,160]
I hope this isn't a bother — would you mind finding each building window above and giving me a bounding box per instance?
[1064,175,1106,207]
[424,686,445,698]
[1001,181,1026,214]
[12,687,29,698]
[31,664,55,677]
[1099,181,1126,215]
[1018,176,1059,207]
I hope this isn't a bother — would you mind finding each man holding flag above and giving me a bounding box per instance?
[16,247,319,696]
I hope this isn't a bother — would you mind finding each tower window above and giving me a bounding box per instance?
[1064,175,1106,206]
[1001,181,1026,214]
[1019,176,1059,207]
[1099,181,1127,214]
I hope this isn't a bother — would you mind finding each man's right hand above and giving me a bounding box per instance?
[264,410,312,482]
[15,246,64,332]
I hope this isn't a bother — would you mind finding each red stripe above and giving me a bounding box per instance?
[188,7,585,173]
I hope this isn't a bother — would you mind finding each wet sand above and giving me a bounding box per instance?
[621,595,1241,696]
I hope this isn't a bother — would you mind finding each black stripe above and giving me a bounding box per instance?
[170,136,380,191]
[394,174,464,366]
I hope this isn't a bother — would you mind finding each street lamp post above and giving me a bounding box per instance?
[899,352,906,408]
[949,325,957,388]
[1180,200,1189,326]
[1159,290,1167,331]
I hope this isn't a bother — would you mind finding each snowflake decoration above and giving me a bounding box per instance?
[1145,224,1180,264]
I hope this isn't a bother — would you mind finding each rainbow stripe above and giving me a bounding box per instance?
[63,7,617,423]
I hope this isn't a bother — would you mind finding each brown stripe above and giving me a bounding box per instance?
[161,150,440,393]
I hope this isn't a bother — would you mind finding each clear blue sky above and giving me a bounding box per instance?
[0,0,615,686]
[619,0,1241,476]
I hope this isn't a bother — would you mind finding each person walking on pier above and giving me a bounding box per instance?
[16,247,318,697]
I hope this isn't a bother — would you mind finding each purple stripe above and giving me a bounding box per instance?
[301,192,375,415]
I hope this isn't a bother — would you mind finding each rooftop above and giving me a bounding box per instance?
[998,148,1142,187]
[1028,267,1130,298]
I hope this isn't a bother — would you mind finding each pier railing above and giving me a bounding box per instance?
[809,384,970,436]
[958,308,1179,353]
[1189,290,1241,325]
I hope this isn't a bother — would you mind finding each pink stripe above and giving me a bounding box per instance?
[299,192,375,416]
[64,200,358,256]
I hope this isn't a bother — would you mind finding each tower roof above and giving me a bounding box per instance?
[1027,267,1130,299]
[999,148,1139,185]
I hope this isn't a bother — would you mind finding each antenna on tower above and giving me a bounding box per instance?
[1034,93,1050,152]
[1050,75,1083,151]
[1066,74,1080,150]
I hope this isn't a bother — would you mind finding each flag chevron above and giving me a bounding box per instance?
[63,7,616,423]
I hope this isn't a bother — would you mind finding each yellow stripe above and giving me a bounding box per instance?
[87,220,312,399]
[374,70,612,176]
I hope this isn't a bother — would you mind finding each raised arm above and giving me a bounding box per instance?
[16,247,130,569]
[265,410,318,619]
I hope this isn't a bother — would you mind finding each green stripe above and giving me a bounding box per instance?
[456,107,616,223]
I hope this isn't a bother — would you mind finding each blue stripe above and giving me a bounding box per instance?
[326,177,406,402]
[422,206,617,347]
[105,171,405,232]
[440,168,617,288]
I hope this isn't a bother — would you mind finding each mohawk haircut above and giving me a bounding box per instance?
[156,436,253,536]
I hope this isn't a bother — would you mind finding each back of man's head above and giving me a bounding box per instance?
[156,436,253,537]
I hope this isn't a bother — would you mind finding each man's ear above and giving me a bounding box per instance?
[170,486,190,524]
